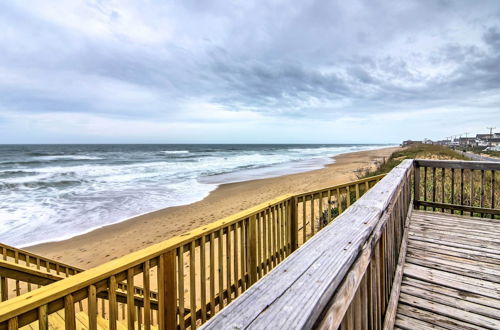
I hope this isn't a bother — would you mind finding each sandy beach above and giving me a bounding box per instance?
[27,147,399,268]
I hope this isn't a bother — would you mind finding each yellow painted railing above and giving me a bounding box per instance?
[0,174,385,330]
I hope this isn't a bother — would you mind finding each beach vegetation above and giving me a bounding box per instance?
[358,144,467,178]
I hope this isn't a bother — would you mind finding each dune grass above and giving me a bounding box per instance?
[360,144,467,178]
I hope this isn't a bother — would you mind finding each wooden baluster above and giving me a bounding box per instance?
[248,215,258,285]
[209,233,216,318]
[64,294,76,330]
[26,256,32,292]
[310,194,315,236]
[137,306,142,330]
[225,228,232,304]
[355,183,360,201]
[432,167,436,211]
[233,227,239,298]
[470,169,474,216]
[127,269,136,329]
[281,203,286,256]
[178,246,185,330]
[361,274,368,329]
[101,297,106,319]
[423,167,427,206]
[267,208,273,269]
[372,253,380,330]
[273,206,279,264]
[480,170,485,218]
[451,168,455,212]
[7,317,18,330]
[189,242,196,329]
[277,205,283,262]
[143,261,151,330]
[36,258,41,289]
[327,190,332,224]
[200,236,207,322]
[262,209,269,274]
[460,168,464,215]
[271,208,276,267]
[255,216,260,278]
[109,276,118,330]
[318,192,323,229]
[1,276,7,301]
[289,196,298,252]
[346,186,351,208]
[302,197,307,243]
[337,188,343,214]
[354,289,362,329]
[217,229,223,311]
[38,305,48,330]
[441,168,445,212]
[240,221,246,291]
[492,170,496,218]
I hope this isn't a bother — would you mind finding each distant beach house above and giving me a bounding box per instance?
[458,137,477,147]
[488,137,500,147]
[475,133,500,147]
[401,140,422,147]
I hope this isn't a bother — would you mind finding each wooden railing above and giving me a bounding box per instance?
[0,243,79,302]
[0,243,160,324]
[0,175,384,330]
[201,160,414,329]
[413,159,500,218]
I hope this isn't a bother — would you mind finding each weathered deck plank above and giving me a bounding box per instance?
[394,210,500,330]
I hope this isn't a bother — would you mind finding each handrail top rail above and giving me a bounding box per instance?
[0,174,386,322]
[415,159,500,170]
[294,174,385,199]
[201,159,414,329]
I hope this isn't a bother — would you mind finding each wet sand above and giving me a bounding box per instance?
[27,147,399,269]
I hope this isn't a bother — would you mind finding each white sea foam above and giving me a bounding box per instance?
[161,150,190,154]
[35,155,103,161]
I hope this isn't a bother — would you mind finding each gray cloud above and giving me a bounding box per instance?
[0,0,499,142]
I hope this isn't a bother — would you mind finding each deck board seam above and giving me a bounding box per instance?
[399,292,500,329]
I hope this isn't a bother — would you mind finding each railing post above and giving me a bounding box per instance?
[248,215,258,285]
[413,162,420,209]
[158,251,177,330]
[289,197,298,252]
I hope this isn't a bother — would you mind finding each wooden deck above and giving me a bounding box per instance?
[395,210,500,329]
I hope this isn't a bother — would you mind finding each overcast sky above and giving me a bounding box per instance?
[0,1,499,144]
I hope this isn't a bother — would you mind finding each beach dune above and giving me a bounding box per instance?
[27,147,399,268]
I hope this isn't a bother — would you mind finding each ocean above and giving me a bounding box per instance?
[0,144,388,247]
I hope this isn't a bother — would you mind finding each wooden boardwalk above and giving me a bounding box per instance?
[395,210,500,329]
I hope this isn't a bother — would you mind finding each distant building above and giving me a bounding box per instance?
[458,137,477,147]
[477,139,489,147]
[488,138,500,147]
[477,134,492,141]
[401,140,422,147]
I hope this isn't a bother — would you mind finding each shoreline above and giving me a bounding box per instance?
[27,146,399,268]
[15,145,389,249]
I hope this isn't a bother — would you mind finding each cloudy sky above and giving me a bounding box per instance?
[0,0,499,144]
